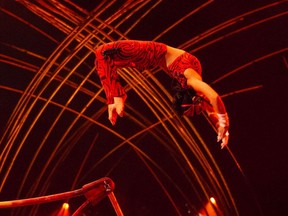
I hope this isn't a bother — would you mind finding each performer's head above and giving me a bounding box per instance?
[173,85,201,116]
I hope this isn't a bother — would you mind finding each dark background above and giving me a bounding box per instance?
[0,0,287,215]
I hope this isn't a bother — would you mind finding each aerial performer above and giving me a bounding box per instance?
[94,40,229,148]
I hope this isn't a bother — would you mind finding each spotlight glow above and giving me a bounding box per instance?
[210,197,216,205]
[62,203,69,210]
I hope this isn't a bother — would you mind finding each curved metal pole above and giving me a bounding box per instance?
[0,188,83,208]
[0,177,123,215]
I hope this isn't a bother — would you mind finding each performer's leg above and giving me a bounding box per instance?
[95,45,126,104]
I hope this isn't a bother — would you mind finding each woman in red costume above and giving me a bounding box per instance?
[95,40,229,148]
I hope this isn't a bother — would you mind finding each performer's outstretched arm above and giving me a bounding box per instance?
[184,68,229,148]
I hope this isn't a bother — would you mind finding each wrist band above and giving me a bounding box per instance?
[217,113,229,127]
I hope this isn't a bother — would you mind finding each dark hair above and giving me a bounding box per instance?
[172,82,198,115]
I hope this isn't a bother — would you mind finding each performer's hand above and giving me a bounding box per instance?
[108,95,127,125]
[217,127,229,149]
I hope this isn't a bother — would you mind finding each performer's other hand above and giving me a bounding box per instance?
[217,127,229,149]
[108,95,127,125]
